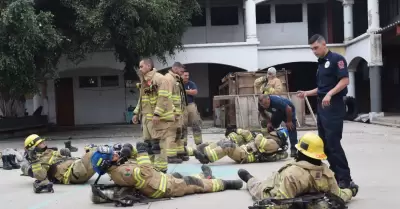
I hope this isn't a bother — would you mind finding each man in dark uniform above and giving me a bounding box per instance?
[258,94,298,158]
[297,34,356,189]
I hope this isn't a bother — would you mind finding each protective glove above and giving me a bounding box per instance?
[119,147,132,159]
[122,143,134,151]
[59,148,71,157]
[136,142,148,154]
[27,149,37,161]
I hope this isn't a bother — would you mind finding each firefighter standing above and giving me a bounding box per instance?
[164,62,187,163]
[298,34,354,189]
[238,132,359,208]
[181,70,203,146]
[132,58,175,173]
[24,134,96,193]
[90,144,243,203]
[254,67,283,95]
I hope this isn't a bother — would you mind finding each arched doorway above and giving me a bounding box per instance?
[261,62,318,113]
[159,63,247,119]
[350,58,370,113]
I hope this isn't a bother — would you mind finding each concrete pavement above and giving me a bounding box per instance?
[0,121,399,209]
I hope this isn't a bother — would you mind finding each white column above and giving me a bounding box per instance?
[33,94,43,114]
[367,0,380,32]
[343,0,354,42]
[245,0,258,42]
[347,71,356,97]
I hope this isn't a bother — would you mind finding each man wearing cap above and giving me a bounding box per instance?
[238,132,359,208]
[254,67,283,95]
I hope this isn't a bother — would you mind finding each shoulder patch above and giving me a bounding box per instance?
[338,60,345,70]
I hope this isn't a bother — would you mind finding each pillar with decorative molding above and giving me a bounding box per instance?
[347,70,356,97]
[245,0,258,43]
[367,0,380,33]
[367,0,382,113]
[343,0,354,42]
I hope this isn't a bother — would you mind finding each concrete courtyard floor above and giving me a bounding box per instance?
[0,121,399,209]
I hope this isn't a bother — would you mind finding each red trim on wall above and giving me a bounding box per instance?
[327,0,333,43]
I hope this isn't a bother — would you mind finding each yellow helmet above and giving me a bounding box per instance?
[295,132,327,160]
[24,134,45,150]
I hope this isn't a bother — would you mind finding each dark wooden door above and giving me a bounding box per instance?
[55,77,75,126]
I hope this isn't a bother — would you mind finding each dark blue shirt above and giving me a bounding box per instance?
[184,81,197,104]
[258,95,296,120]
[316,51,349,97]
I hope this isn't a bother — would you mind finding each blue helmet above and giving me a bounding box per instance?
[277,127,289,139]
[91,146,114,176]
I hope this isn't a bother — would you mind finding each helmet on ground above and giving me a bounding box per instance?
[113,143,123,151]
[276,127,289,140]
[295,132,327,160]
[91,146,115,175]
[24,134,45,150]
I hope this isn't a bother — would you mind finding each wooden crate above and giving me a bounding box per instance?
[215,71,288,128]
[219,71,288,95]
[213,94,316,130]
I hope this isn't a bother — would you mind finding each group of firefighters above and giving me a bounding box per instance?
[4,57,359,209]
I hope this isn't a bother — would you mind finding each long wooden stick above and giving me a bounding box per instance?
[305,96,317,124]
[283,69,301,127]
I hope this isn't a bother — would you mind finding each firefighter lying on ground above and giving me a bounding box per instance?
[24,134,96,193]
[239,132,359,209]
[2,139,78,172]
[193,127,289,164]
[89,142,243,204]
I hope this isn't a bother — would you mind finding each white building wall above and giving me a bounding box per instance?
[183,0,315,46]
[36,68,135,125]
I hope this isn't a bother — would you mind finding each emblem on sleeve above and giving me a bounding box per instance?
[338,60,345,70]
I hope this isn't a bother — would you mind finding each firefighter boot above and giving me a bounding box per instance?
[222,180,243,190]
[2,155,12,170]
[168,156,183,164]
[201,165,214,179]
[290,147,297,158]
[193,150,210,164]
[179,147,190,161]
[64,141,78,152]
[33,180,54,193]
[238,169,254,183]
[9,155,21,169]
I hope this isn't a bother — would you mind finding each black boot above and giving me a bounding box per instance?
[238,169,253,183]
[222,180,243,190]
[171,172,184,179]
[64,141,78,152]
[33,180,54,193]
[9,155,21,169]
[338,180,350,189]
[168,156,183,164]
[2,155,12,170]
[196,143,209,154]
[193,150,210,164]
[201,165,213,179]
[290,148,297,158]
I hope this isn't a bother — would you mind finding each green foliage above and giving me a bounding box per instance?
[57,0,200,71]
[0,0,63,100]
[0,0,199,116]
